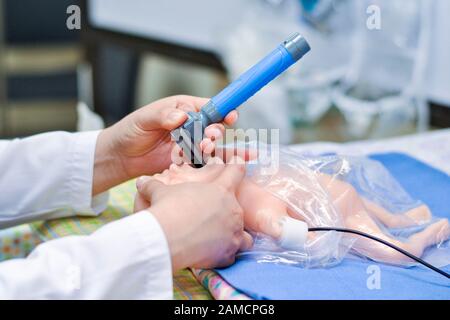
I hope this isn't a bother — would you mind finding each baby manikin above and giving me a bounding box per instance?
[138,153,450,267]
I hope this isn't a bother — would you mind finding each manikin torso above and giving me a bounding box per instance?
[149,159,450,265]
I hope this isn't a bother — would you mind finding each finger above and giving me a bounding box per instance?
[216,255,236,269]
[223,110,238,126]
[161,109,188,130]
[133,193,151,212]
[176,103,197,113]
[152,95,209,111]
[215,156,246,191]
[199,138,215,155]
[137,179,165,199]
[239,231,254,251]
[172,95,210,112]
[150,95,209,130]
[213,147,258,163]
[170,143,185,165]
[204,124,225,141]
[171,142,198,165]
[136,103,188,131]
[206,156,224,165]
[136,176,151,190]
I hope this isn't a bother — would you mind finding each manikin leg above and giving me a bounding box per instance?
[317,174,450,264]
[361,199,432,228]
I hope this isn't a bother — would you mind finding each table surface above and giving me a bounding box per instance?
[292,128,450,175]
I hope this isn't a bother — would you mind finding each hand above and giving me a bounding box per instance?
[92,95,238,195]
[134,158,253,271]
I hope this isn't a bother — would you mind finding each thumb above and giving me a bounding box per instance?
[133,192,151,212]
[136,178,165,200]
[135,105,187,131]
[215,156,246,192]
[162,109,188,130]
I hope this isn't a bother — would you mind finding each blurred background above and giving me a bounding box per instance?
[0,0,449,144]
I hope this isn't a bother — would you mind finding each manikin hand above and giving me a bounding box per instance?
[134,158,253,271]
[92,95,238,195]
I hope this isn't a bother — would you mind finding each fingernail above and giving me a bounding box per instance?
[205,141,215,154]
[136,176,149,190]
[168,110,185,122]
[206,127,222,140]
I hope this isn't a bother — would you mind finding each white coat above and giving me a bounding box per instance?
[0,131,172,299]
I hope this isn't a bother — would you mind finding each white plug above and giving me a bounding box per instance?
[278,217,308,250]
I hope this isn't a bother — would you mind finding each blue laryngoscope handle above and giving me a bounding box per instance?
[171,33,310,165]
[212,45,295,119]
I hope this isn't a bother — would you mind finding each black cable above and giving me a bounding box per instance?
[308,227,450,279]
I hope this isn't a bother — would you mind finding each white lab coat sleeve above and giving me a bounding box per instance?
[0,131,108,229]
[0,210,173,299]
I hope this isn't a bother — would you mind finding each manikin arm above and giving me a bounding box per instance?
[237,173,450,265]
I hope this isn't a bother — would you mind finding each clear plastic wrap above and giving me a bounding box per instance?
[238,145,450,268]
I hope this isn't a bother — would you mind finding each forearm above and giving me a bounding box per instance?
[0,211,173,299]
[0,131,107,228]
[92,127,129,195]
